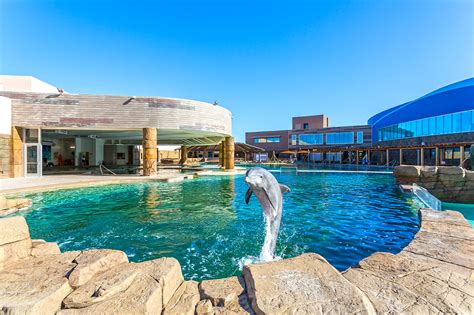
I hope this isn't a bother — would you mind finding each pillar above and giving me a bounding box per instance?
[367,150,371,164]
[460,146,465,166]
[142,128,157,176]
[435,147,440,166]
[10,127,23,177]
[339,151,342,164]
[356,150,359,165]
[179,145,188,165]
[386,149,389,167]
[224,136,235,170]
[399,149,403,165]
[218,141,224,167]
[420,147,425,166]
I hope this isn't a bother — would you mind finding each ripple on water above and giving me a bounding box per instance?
[12,172,420,280]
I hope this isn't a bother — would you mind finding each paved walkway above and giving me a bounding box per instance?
[0,171,189,195]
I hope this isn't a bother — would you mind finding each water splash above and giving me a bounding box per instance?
[259,212,279,262]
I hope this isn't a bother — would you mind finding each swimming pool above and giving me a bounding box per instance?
[11,171,420,280]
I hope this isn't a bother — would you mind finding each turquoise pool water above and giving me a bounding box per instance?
[12,172,420,280]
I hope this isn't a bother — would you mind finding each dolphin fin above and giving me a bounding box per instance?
[279,184,290,193]
[245,188,253,204]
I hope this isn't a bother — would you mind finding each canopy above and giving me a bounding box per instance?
[280,150,297,154]
[296,150,311,154]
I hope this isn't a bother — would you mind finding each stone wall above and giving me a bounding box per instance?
[0,133,10,178]
[0,209,472,314]
[394,165,474,203]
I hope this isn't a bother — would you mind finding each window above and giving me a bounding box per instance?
[303,123,309,129]
[291,134,297,145]
[377,110,474,142]
[299,133,323,145]
[357,131,363,144]
[326,132,354,144]
[254,137,280,144]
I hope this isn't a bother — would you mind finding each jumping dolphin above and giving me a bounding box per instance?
[244,167,290,261]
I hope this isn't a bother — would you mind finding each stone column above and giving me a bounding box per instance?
[10,127,23,178]
[460,146,465,166]
[179,145,188,165]
[420,148,425,166]
[218,141,224,167]
[142,128,157,176]
[386,149,389,167]
[224,136,235,170]
[399,149,403,165]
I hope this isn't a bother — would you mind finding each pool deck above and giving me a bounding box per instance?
[0,171,193,195]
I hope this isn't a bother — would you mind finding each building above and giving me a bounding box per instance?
[0,75,234,178]
[246,78,474,166]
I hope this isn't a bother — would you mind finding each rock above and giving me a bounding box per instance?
[404,230,474,270]
[0,216,30,245]
[68,249,129,288]
[420,209,470,227]
[243,253,376,315]
[31,239,46,247]
[344,251,474,314]
[0,198,31,216]
[437,166,464,175]
[0,238,32,264]
[31,242,61,257]
[163,280,200,315]
[393,165,420,177]
[62,257,183,313]
[199,276,253,314]
[199,276,245,307]
[195,299,213,315]
[0,251,80,314]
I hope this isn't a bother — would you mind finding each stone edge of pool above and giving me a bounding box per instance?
[0,208,472,314]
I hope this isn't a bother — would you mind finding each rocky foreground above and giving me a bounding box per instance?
[0,209,472,314]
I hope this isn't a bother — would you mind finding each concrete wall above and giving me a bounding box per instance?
[0,76,58,93]
[292,115,329,130]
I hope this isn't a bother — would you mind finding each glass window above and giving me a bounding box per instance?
[254,137,280,144]
[326,132,354,144]
[357,131,363,144]
[436,116,444,134]
[453,112,462,133]
[428,117,436,135]
[444,114,452,133]
[416,120,422,137]
[299,134,323,145]
[461,111,471,132]
[422,118,429,136]
[291,134,297,145]
[303,123,309,130]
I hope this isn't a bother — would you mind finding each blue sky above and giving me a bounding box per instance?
[1,0,473,141]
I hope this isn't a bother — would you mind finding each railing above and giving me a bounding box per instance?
[99,162,117,176]
[413,183,442,210]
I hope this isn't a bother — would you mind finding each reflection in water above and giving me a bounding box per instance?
[16,173,420,281]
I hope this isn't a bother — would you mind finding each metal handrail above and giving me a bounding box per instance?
[99,162,117,176]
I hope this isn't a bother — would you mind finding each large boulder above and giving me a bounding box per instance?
[0,238,32,264]
[0,216,30,245]
[344,251,474,314]
[0,198,31,217]
[163,280,200,315]
[31,242,61,257]
[199,276,253,314]
[437,166,464,175]
[68,249,129,288]
[393,165,421,178]
[242,253,376,315]
[0,251,80,314]
[61,257,183,314]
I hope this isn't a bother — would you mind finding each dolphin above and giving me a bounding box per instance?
[244,167,290,261]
